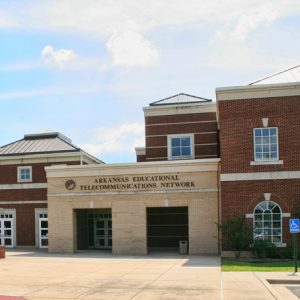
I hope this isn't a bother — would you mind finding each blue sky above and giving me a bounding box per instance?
[0,0,299,163]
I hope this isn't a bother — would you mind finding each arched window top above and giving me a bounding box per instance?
[254,201,282,215]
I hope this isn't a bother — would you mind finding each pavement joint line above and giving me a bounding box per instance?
[128,257,184,299]
[220,270,224,300]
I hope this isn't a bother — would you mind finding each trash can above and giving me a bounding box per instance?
[179,240,188,254]
[0,246,5,259]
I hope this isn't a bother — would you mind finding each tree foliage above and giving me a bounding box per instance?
[218,216,253,258]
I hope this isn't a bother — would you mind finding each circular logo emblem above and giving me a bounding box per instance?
[65,179,76,190]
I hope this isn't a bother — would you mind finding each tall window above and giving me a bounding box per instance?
[253,201,282,243]
[168,135,193,159]
[254,127,278,161]
[17,166,32,182]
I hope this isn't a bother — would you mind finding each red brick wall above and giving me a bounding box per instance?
[137,155,146,162]
[0,161,80,184]
[218,96,300,173]
[221,179,300,249]
[0,159,80,247]
[144,112,219,161]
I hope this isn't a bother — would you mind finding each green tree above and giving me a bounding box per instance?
[218,216,253,258]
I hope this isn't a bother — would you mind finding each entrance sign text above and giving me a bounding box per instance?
[77,175,196,192]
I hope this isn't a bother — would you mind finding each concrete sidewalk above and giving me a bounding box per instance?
[0,250,299,299]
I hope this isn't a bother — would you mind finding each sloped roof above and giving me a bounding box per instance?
[0,132,80,156]
[249,65,300,85]
[149,93,212,106]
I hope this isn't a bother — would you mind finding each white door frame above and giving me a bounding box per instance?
[35,209,48,248]
[0,209,16,248]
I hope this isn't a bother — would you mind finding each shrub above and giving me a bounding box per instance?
[251,239,273,258]
[218,216,253,258]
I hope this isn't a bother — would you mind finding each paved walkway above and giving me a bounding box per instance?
[0,250,299,299]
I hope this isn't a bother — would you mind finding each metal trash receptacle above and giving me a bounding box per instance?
[179,240,188,254]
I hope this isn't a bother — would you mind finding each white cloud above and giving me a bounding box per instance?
[41,45,77,68]
[106,31,159,67]
[79,123,144,157]
[0,85,101,101]
[15,0,299,38]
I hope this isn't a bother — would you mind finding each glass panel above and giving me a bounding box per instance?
[96,230,104,236]
[181,147,191,156]
[271,152,278,159]
[96,221,104,228]
[4,230,11,236]
[262,128,270,136]
[108,230,112,236]
[171,138,180,147]
[108,221,112,228]
[4,221,11,228]
[270,128,277,135]
[108,239,112,247]
[270,136,277,143]
[255,145,262,152]
[273,228,281,235]
[255,137,262,144]
[273,236,281,243]
[264,213,271,221]
[181,137,190,147]
[254,213,262,220]
[271,144,277,151]
[254,129,262,137]
[262,136,269,144]
[41,221,48,228]
[4,239,12,246]
[263,145,270,152]
[41,230,48,237]
[41,239,48,246]
[172,147,180,157]
[255,153,263,160]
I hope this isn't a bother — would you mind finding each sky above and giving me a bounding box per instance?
[0,0,300,163]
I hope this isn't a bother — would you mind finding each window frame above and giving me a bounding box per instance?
[253,127,279,162]
[17,166,32,182]
[253,200,282,244]
[167,134,194,160]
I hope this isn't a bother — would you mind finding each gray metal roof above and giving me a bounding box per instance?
[0,132,80,156]
[149,93,212,106]
[249,65,300,85]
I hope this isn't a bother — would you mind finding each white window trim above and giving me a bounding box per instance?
[253,127,279,162]
[17,166,32,182]
[253,200,282,244]
[250,160,283,166]
[167,134,194,160]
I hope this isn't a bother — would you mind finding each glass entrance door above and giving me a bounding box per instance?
[39,215,48,248]
[0,217,13,248]
[88,213,112,249]
[95,218,112,249]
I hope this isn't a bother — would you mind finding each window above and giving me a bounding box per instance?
[254,127,278,161]
[17,166,32,182]
[168,134,193,159]
[253,201,281,243]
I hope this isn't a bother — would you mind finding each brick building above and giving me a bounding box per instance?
[0,131,101,248]
[1,67,299,255]
[217,80,300,252]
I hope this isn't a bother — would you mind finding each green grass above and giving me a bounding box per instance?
[222,258,300,272]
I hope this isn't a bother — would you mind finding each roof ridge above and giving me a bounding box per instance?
[150,92,212,106]
[249,64,300,85]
